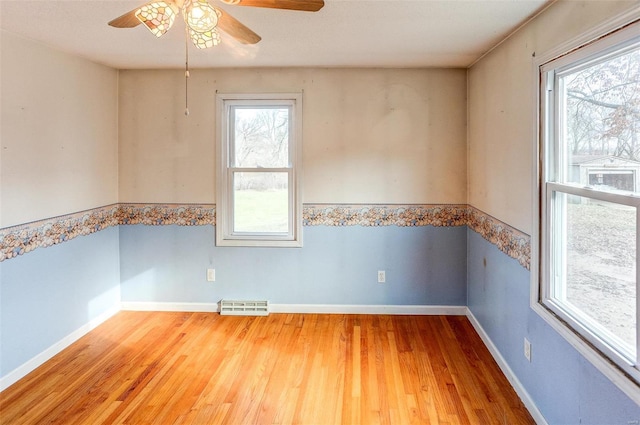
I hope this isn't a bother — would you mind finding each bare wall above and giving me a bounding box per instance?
[467,0,637,234]
[0,31,119,228]
[118,68,467,205]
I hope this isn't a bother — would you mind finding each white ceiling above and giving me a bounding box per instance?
[0,0,551,69]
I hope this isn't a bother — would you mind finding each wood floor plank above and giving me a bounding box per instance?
[0,312,535,424]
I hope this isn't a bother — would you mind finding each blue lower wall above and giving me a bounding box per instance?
[0,227,121,377]
[4,221,640,422]
[119,224,467,306]
[467,229,640,424]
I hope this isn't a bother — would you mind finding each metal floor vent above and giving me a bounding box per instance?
[220,300,269,316]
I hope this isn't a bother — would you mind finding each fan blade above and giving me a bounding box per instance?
[108,8,143,28]
[217,9,262,44]
[228,0,324,12]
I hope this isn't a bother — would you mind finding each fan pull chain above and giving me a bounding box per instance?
[184,24,190,117]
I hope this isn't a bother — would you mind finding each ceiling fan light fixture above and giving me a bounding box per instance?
[189,28,221,49]
[135,1,179,37]
[184,0,219,33]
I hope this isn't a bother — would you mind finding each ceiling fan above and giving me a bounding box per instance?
[109,0,324,115]
[108,0,325,48]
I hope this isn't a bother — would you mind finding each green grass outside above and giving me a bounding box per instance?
[234,189,289,232]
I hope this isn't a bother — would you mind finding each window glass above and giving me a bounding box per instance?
[232,172,289,233]
[558,47,640,193]
[550,191,636,359]
[232,107,290,168]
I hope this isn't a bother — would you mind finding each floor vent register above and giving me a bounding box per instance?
[220,300,269,316]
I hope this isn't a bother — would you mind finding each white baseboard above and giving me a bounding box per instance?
[120,301,467,316]
[269,304,467,315]
[466,310,548,425]
[120,301,218,312]
[0,305,120,392]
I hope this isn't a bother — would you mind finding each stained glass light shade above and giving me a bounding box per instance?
[189,28,221,49]
[185,0,218,33]
[135,2,178,37]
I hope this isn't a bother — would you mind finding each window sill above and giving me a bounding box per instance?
[530,300,640,405]
[215,237,303,248]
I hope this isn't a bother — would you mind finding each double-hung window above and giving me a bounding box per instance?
[539,21,640,388]
[216,93,302,247]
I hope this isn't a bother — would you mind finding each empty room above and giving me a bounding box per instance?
[1,0,640,423]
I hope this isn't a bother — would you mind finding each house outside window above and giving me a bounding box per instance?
[216,93,303,247]
[538,20,640,395]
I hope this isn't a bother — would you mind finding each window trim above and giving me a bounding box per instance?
[543,183,640,364]
[216,93,303,247]
[532,9,640,405]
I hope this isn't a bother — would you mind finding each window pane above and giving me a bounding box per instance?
[233,172,289,233]
[232,107,290,168]
[552,192,636,356]
[559,46,640,193]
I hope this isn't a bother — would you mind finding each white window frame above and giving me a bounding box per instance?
[532,11,640,404]
[216,93,303,247]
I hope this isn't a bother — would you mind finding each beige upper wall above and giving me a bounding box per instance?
[0,31,119,228]
[4,1,635,231]
[118,68,467,205]
[467,0,638,234]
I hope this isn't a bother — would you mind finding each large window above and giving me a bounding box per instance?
[216,93,302,247]
[539,22,640,387]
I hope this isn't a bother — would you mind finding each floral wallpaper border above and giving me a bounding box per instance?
[0,205,118,262]
[303,204,469,227]
[118,203,216,226]
[0,203,530,269]
[0,204,215,262]
[467,206,530,270]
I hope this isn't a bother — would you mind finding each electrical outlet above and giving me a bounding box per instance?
[207,268,215,282]
[524,338,531,362]
[377,270,386,283]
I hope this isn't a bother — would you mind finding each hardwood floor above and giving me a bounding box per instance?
[0,312,535,424]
